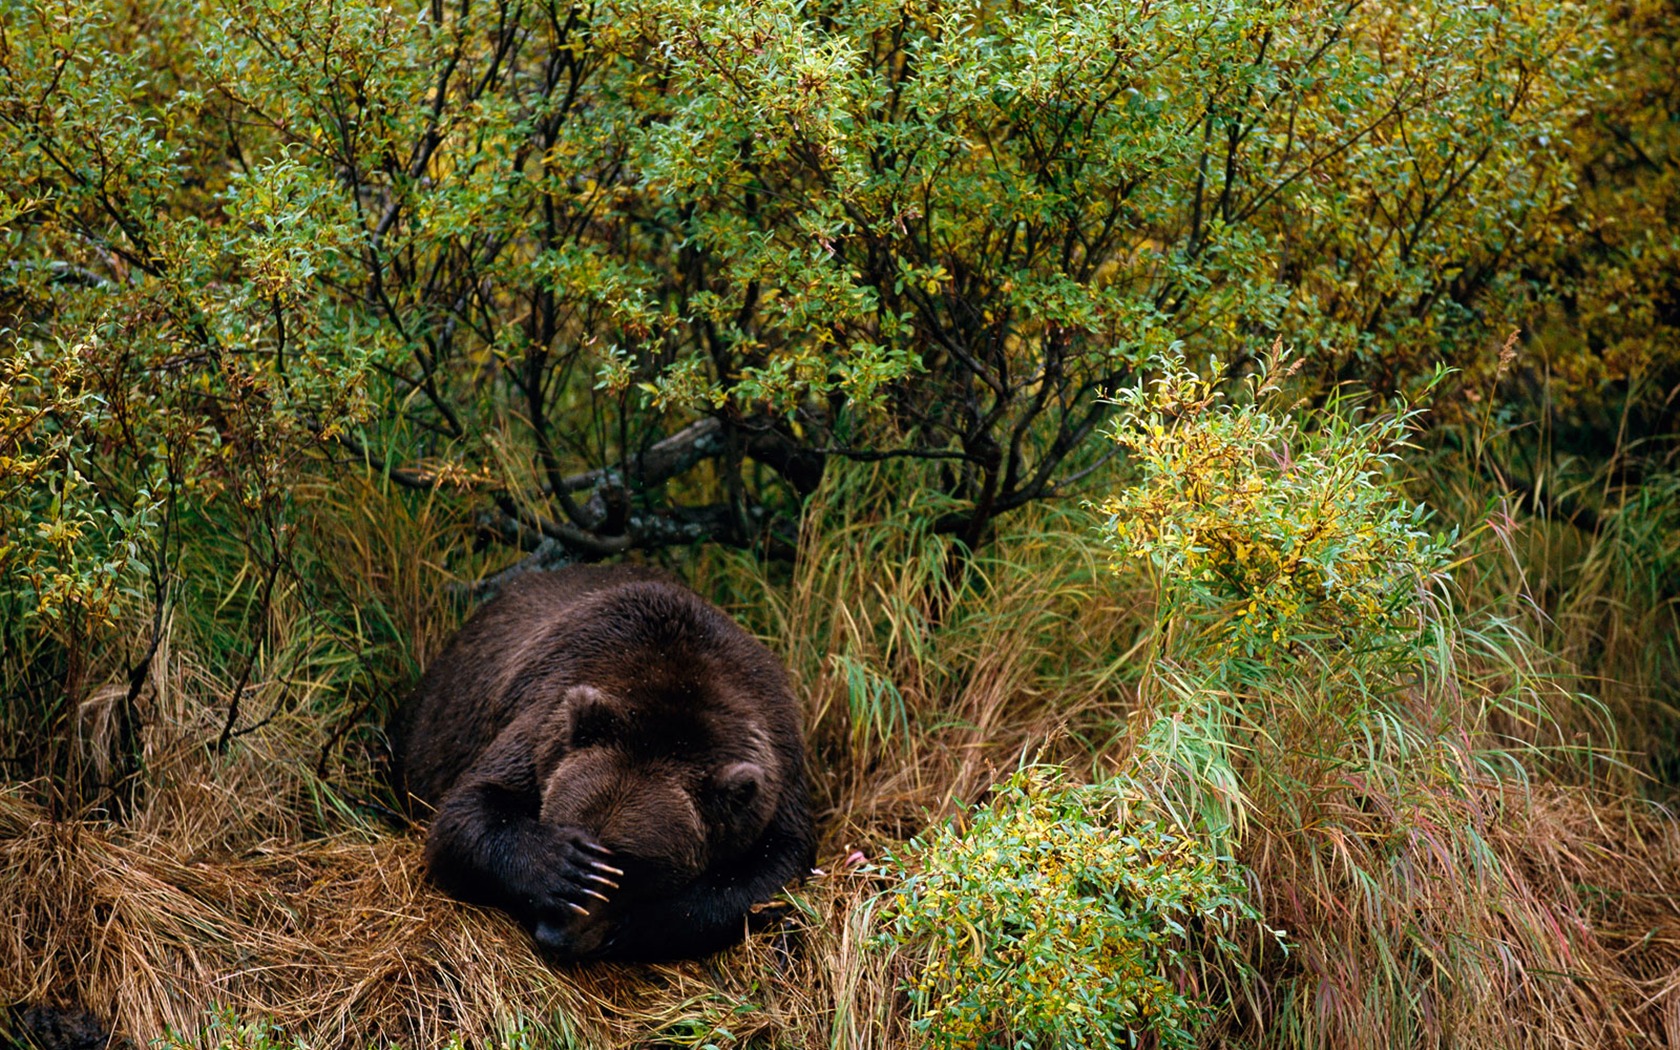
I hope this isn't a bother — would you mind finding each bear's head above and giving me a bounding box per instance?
[538,683,782,864]
[533,683,782,955]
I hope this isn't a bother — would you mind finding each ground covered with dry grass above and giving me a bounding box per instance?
[3,459,1680,1049]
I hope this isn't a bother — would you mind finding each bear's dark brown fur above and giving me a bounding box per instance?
[390,565,815,962]
[5,1001,130,1050]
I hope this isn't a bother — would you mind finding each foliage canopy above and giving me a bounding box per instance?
[0,0,1605,582]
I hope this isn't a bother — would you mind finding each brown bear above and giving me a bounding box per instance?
[391,564,815,962]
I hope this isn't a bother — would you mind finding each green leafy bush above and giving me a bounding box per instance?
[0,336,160,810]
[0,0,1619,807]
[884,766,1263,1050]
[0,342,158,626]
[0,0,1607,562]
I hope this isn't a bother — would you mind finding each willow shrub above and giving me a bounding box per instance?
[885,767,1263,1050]
[0,0,1606,568]
[0,0,1615,808]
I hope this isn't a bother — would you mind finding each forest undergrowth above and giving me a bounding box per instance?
[3,381,1679,1048]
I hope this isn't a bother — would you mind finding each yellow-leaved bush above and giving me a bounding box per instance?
[1100,343,1454,672]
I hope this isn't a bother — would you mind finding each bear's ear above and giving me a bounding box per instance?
[712,760,767,812]
[563,684,621,749]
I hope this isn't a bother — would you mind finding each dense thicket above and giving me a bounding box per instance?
[0,0,1646,789]
[0,0,1608,559]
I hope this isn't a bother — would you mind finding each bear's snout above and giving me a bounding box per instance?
[533,915,611,960]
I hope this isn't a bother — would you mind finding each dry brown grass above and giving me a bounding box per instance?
[3,763,1675,1048]
[0,782,910,1047]
[1226,774,1680,1049]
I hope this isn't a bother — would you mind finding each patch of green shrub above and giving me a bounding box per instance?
[1093,345,1618,1046]
[884,766,1265,1050]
